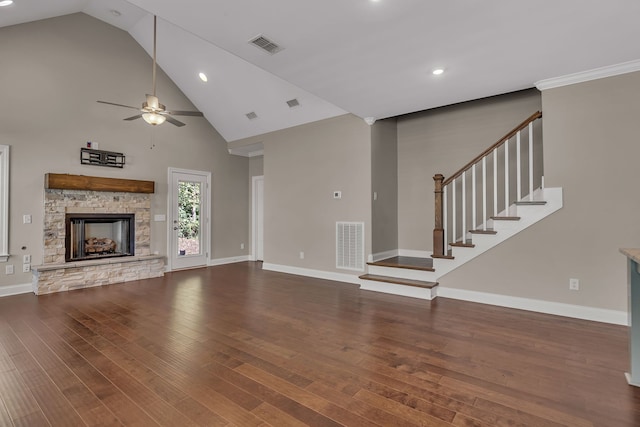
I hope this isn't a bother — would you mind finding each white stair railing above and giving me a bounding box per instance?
[433,111,543,257]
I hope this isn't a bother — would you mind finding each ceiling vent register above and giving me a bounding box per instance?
[249,35,283,55]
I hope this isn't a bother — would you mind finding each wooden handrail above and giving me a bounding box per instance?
[442,111,542,186]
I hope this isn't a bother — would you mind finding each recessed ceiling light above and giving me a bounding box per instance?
[0,1,14,7]
[432,68,445,75]
[109,9,121,17]
[198,72,208,82]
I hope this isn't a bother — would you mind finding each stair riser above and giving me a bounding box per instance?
[360,280,437,300]
[367,264,438,282]
[490,221,521,232]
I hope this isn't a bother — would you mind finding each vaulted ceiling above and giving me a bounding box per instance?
[2,0,639,142]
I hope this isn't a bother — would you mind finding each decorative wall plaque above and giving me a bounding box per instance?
[80,148,125,168]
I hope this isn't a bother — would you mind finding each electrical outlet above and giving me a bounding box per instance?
[240,243,244,250]
[569,278,580,290]
[23,254,31,263]
[5,265,14,275]
[23,263,31,273]
[299,251,304,259]
[23,214,32,224]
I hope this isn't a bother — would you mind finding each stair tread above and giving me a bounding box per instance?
[450,241,475,248]
[359,274,438,289]
[516,200,547,205]
[490,216,521,220]
[431,254,454,259]
[368,256,435,271]
[469,229,498,235]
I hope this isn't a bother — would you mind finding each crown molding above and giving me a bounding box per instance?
[535,59,640,91]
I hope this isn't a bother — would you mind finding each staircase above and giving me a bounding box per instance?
[359,111,563,300]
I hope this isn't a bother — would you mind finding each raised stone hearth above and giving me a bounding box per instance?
[32,255,164,295]
[33,174,165,294]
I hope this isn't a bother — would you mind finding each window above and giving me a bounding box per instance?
[0,145,9,261]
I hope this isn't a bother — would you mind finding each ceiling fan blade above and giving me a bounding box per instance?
[123,114,143,121]
[97,100,140,111]
[164,115,186,127]
[165,110,204,117]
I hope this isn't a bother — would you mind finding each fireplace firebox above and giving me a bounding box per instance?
[65,213,135,262]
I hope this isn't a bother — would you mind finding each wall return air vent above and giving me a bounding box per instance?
[336,221,364,271]
[248,34,283,55]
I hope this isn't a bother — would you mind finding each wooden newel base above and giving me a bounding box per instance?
[433,173,445,258]
[433,228,444,258]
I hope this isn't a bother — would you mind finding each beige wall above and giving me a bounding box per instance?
[249,156,264,178]
[397,89,542,251]
[371,118,398,255]
[0,13,249,288]
[257,114,372,273]
[438,72,640,311]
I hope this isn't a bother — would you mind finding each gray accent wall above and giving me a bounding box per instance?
[0,13,249,289]
[397,89,542,252]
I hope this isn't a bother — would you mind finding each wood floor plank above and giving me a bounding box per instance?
[0,262,637,426]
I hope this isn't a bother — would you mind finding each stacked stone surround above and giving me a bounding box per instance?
[33,189,165,295]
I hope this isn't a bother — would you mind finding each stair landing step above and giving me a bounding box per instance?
[469,229,498,235]
[368,256,435,272]
[491,216,521,221]
[516,200,547,206]
[359,274,438,289]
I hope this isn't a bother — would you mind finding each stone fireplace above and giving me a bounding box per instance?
[32,174,165,295]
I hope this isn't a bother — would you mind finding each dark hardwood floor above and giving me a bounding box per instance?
[0,262,638,426]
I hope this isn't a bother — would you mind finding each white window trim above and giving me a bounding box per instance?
[0,145,9,262]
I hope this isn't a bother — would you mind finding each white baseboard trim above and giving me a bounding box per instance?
[262,263,361,285]
[0,283,33,298]
[369,249,399,263]
[398,249,431,258]
[437,287,627,325]
[209,255,251,266]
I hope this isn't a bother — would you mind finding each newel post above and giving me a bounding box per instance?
[433,174,445,257]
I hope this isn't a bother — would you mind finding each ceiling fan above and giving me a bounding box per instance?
[97,15,203,127]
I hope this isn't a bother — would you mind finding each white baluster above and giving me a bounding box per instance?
[504,139,509,215]
[452,178,457,243]
[462,170,466,241]
[516,130,522,201]
[482,156,487,231]
[493,148,498,217]
[472,164,477,232]
[529,122,534,199]
[443,185,448,249]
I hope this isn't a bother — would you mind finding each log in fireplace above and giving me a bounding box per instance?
[65,213,135,262]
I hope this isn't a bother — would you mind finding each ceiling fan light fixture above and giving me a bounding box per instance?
[142,112,166,126]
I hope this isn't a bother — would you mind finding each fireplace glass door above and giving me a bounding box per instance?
[66,213,135,261]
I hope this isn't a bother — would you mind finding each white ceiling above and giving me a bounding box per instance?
[1,0,639,142]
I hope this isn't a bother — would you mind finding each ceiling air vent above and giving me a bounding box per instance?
[248,34,283,55]
[245,111,258,120]
[286,98,300,108]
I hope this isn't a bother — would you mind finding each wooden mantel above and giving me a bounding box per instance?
[45,173,155,194]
